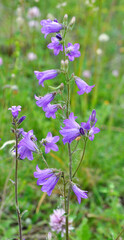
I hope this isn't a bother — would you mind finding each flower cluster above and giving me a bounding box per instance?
[60,110,100,144]
[50,208,73,236]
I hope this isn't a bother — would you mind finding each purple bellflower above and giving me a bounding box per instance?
[34,69,58,87]
[41,19,63,38]
[8,105,21,118]
[59,112,81,144]
[74,76,95,95]
[35,92,56,108]
[43,103,61,119]
[65,43,81,61]
[72,183,88,204]
[34,165,60,196]
[60,111,100,144]
[18,130,38,160]
[41,132,59,154]
[47,36,63,55]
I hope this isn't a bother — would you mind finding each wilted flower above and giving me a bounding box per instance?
[34,165,60,196]
[74,76,95,95]
[34,69,58,87]
[96,48,103,55]
[0,57,3,66]
[27,6,41,19]
[50,209,73,236]
[60,111,100,144]
[18,130,37,160]
[43,104,61,119]
[27,52,37,61]
[65,43,81,61]
[35,92,56,108]
[98,33,110,42]
[28,20,40,29]
[82,70,91,79]
[41,19,63,38]
[41,132,59,154]
[8,105,21,118]
[71,183,88,204]
[112,70,119,77]
[47,36,63,55]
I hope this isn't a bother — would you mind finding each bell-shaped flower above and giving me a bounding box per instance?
[8,105,21,118]
[41,19,63,38]
[35,92,56,108]
[41,132,59,154]
[43,104,61,119]
[18,130,38,160]
[65,43,81,61]
[34,165,60,196]
[72,183,88,204]
[74,76,95,95]
[47,36,63,55]
[34,69,58,87]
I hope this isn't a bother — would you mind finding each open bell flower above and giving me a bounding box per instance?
[8,105,21,118]
[60,111,100,144]
[41,19,63,38]
[35,92,56,108]
[40,132,59,154]
[18,130,38,160]
[74,76,95,95]
[47,36,63,55]
[72,183,88,204]
[65,43,81,61]
[34,69,58,87]
[43,103,61,119]
[34,165,60,196]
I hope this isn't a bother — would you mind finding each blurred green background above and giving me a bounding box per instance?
[0,0,124,239]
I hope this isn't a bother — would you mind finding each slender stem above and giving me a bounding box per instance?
[115,228,124,240]
[62,173,68,239]
[15,123,22,240]
[72,138,87,179]
[71,141,79,155]
[40,152,49,168]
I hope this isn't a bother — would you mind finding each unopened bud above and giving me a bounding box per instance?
[69,16,76,26]
[17,116,26,125]
[60,83,64,91]
[64,14,68,20]
[61,60,65,70]
[63,14,68,25]
[65,59,69,71]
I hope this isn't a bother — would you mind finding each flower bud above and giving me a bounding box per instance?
[63,14,68,25]
[61,60,65,70]
[17,116,26,125]
[69,16,76,26]
[65,59,69,71]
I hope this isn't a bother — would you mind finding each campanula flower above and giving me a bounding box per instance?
[34,165,60,196]
[35,92,56,108]
[47,36,63,55]
[34,69,58,87]
[43,104,61,119]
[8,105,21,118]
[60,111,100,144]
[41,19,63,38]
[41,132,59,153]
[72,183,88,204]
[65,43,81,61]
[74,76,95,95]
[18,130,37,160]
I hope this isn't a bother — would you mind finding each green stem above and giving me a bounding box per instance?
[115,228,124,240]
[15,123,22,240]
[72,138,87,179]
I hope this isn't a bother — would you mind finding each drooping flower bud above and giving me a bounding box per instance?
[17,116,26,125]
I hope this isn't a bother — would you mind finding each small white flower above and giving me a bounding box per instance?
[27,52,37,61]
[98,33,110,42]
[16,16,24,27]
[112,70,119,77]
[56,2,67,8]
[27,6,41,19]
[82,70,91,79]
[96,48,103,55]
[28,20,40,29]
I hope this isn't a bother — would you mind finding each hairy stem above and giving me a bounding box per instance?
[72,138,87,179]
[15,124,22,240]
